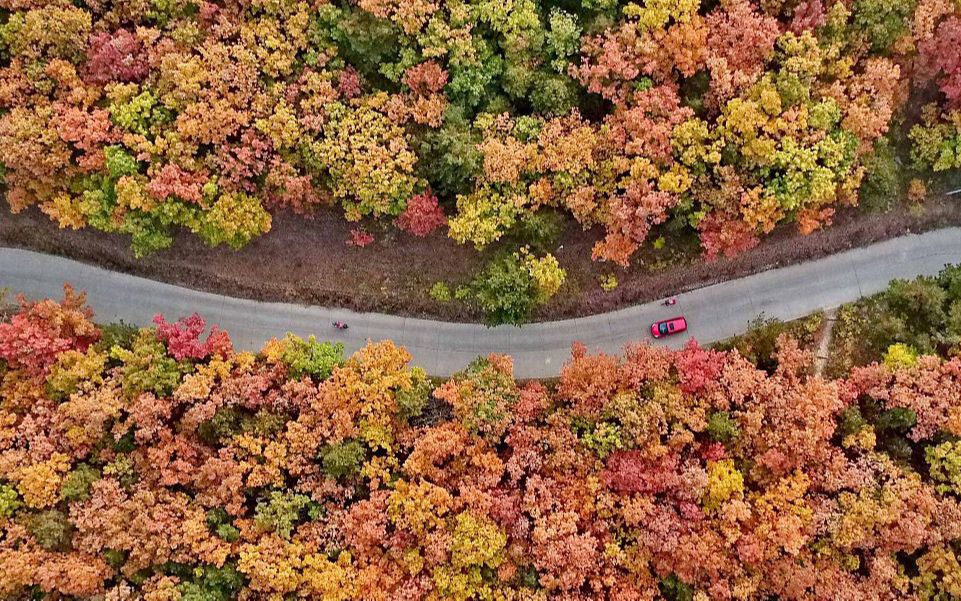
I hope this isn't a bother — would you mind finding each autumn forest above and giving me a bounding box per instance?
[1,0,959,270]
[0,283,961,600]
[3,0,961,598]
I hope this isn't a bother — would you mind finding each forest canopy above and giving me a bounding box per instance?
[4,288,961,599]
[0,0,958,262]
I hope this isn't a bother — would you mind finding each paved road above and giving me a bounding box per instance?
[3,228,961,378]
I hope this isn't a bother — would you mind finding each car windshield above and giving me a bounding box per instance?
[659,323,669,335]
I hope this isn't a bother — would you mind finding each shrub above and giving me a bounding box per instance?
[60,464,99,502]
[254,491,312,539]
[468,249,566,325]
[927,441,961,496]
[429,282,453,302]
[715,313,820,372]
[396,367,432,420]
[321,441,367,479]
[522,249,566,304]
[882,343,917,368]
[395,191,447,237]
[0,484,21,518]
[279,334,344,380]
[707,411,741,444]
[25,509,73,551]
[469,253,538,326]
[860,138,901,211]
[95,320,139,353]
[178,565,246,601]
[206,508,241,543]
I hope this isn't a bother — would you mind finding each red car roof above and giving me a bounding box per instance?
[651,316,688,338]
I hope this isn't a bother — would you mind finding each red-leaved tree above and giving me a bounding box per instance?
[395,191,447,237]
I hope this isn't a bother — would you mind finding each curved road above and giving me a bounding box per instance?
[3,228,961,378]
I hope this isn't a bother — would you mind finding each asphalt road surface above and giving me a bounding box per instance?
[3,227,960,378]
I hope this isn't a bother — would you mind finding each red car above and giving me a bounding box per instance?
[651,316,688,339]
